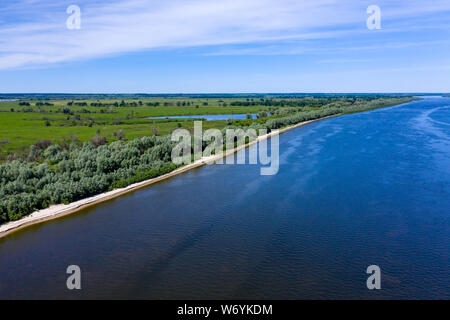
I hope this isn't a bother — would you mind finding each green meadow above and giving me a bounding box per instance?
[0,97,271,157]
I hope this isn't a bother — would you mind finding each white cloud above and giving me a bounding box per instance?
[318,58,372,64]
[0,0,449,69]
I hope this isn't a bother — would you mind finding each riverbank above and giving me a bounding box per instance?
[0,115,342,238]
[2,96,418,239]
[0,97,417,238]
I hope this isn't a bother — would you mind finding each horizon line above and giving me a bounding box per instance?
[1,92,448,96]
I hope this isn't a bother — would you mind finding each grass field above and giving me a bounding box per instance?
[0,95,412,158]
[0,97,276,156]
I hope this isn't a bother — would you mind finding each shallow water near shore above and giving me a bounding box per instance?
[0,97,449,299]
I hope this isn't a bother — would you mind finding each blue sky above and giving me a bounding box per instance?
[0,0,449,93]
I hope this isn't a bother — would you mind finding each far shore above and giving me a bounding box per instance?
[0,114,338,239]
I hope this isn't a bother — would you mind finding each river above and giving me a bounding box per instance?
[0,97,449,299]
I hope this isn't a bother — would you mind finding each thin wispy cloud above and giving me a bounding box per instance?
[319,58,372,64]
[0,0,450,69]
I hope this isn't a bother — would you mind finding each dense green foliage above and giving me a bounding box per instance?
[265,107,341,129]
[0,136,177,223]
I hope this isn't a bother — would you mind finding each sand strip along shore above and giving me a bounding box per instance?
[0,115,338,238]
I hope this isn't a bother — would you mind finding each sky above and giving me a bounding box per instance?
[0,0,449,93]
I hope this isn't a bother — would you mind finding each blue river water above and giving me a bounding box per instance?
[0,97,448,299]
[148,113,258,121]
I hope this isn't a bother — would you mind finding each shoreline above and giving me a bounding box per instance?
[0,114,338,239]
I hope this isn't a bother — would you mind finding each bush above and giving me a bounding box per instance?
[33,140,52,150]
[91,135,107,147]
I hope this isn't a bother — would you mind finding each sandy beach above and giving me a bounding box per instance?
[0,115,336,239]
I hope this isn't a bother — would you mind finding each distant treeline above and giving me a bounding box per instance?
[0,93,417,101]
[67,101,200,107]
[62,97,389,109]
[18,101,54,107]
[229,98,349,108]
